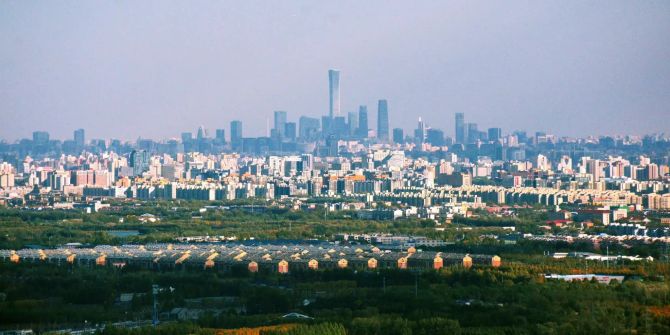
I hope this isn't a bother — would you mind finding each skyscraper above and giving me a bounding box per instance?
[357,105,368,138]
[299,116,320,140]
[331,116,348,137]
[197,126,207,139]
[230,120,243,150]
[74,129,85,147]
[377,99,389,141]
[285,122,296,141]
[129,150,150,176]
[393,128,404,144]
[328,69,340,118]
[215,129,226,144]
[321,116,332,135]
[414,117,427,144]
[348,112,359,136]
[427,129,445,146]
[513,130,528,143]
[455,113,465,144]
[488,127,502,142]
[467,123,479,143]
[32,131,49,145]
[274,111,287,137]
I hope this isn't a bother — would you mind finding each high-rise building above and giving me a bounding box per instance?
[331,116,348,137]
[196,126,210,152]
[513,130,528,144]
[129,150,150,176]
[284,122,297,141]
[300,154,314,173]
[377,100,389,141]
[488,127,502,142]
[414,117,427,144]
[584,158,604,182]
[466,123,479,143]
[427,129,445,146]
[393,128,404,144]
[32,131,49,145]
[215,129,226,143]
[326,134,338,156]
[455,113,465,144]
[328,69,340,118]
[357,106,369,138]
[348,112,359,136]
[230,120,243,150]
[536,154,550,171]
[74,129,85,147]
[299,116,320,140]
[181,132,193,143]
[197,126,208,139]
[274,111,287,137]
[230,121,243,140]
[494,144,507,161]
[321,116,332,135]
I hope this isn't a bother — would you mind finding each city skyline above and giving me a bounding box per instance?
[5,102,669,144]
[3,67,670,144]
[2,3,670,333]
[1,1,669,141]
[2,65,670,143]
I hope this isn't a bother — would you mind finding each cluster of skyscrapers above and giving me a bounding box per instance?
[172,69,395,156]
[454,112,502,144]
[3,69,571,160]
[166,70,513,157]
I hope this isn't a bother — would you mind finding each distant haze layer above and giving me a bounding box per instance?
[1,1,669,140]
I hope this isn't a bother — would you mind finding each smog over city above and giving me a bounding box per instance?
[1,1,669,334]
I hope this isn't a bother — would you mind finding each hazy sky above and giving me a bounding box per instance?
[1,1,669,141]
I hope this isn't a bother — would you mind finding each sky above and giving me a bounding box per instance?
[1,1,669,141]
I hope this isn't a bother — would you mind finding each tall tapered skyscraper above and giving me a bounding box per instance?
[377,99,389,141]
[328,69,340,118]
